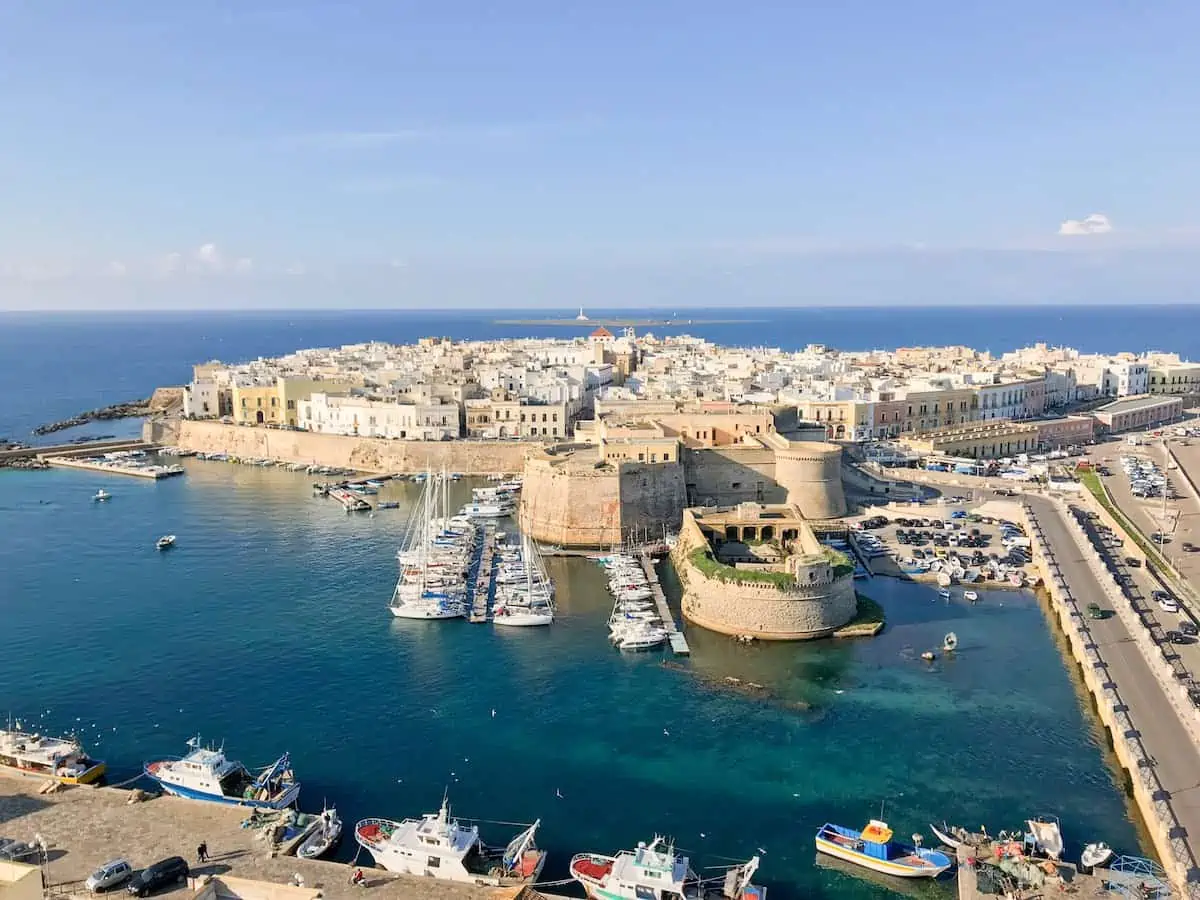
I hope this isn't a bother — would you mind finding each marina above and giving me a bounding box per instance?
[45,450,184,479]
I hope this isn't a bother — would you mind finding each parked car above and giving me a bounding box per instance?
[1087,603,1105,619]
[87,859,133,893]
[1126,557,1142,568]
[1166,630,1186,644]
[1180,620,1198,637]
[126,857,189,897]
[1183,541,1195,553]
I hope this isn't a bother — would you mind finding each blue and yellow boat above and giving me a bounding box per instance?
[815,820,953,879]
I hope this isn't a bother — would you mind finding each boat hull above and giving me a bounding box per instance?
[815,836,951,879]
[0,759,107,785]
[389,605,464,619]
[144,765,300,809]
[493,611,553,627]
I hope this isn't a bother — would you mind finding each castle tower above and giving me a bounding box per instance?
[769,439,847,519]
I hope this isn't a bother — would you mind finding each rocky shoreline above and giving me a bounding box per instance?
[33,399,152,435]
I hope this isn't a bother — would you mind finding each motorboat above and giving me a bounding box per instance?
[1080,841,1114,870]
[156,535,176,551]
[297,807,343,859]
[942,632,958,652]
[144,736,300,808]
[1025,815,1064,860]
[354,795,545,886]
[459,502,515,518]
[963,590,979,602]
[815,820,952,878]
[93,489,111,501]
[570,836,765,900]
[0,724,106,784]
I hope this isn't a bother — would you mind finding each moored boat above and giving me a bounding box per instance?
[569,836,765,900]
[815,820,952,878]
[1025,815,1063,860]
[297,808,343,859]
[354,795,544,886]
[963,590,979,602]
[1080,841,1114,870]
[0,725,106,784]
[144,736,300,809]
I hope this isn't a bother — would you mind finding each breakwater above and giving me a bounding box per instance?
[34,398,153,435]
[149,418,529,475]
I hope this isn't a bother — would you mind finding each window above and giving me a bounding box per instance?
[731,481,742,489]
[257,398,263,407]
[663,452,670,461]
[287,400,295,410]
[520,413,526,423]
[271,397,277,406]
[553,413,558,421]
[241,397,247,407]
[542,413,548,422]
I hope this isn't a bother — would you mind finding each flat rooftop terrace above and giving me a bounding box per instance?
[1096,394,1182,415]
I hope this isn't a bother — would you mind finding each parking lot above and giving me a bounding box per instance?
[852,500,1038,587]
[1069,502,1200,686]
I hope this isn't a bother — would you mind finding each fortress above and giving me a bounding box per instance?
[517,404,846,548]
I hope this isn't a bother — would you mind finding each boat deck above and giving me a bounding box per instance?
[639,555,690,655]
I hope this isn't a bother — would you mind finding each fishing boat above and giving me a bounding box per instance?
[1025,815,1064,860]
[354,795,545,886]
[0,724,106,784]
[815,820,952,878]
[1080,841,1114,870]
[93,489,111,502]
[156,535,176,551]
[928,823,968,850]
[144,736,300,809]
[963,590,979,602]
[570,836,765,900]
[297,808,343,859]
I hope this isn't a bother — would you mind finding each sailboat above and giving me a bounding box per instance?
[494,533,555,627]
[389,469,468,620]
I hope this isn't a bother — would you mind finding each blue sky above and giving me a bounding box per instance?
[2,1,1199,309]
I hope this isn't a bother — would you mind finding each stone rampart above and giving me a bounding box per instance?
[518,452,622,548]
[683,446,784,507]
[770,439,847,518]
[671,511,856,640]
[149,419,529,475]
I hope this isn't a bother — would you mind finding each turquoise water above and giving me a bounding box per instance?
[0,459,1142,899]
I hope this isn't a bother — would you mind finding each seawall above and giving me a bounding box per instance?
[148,419,529,475]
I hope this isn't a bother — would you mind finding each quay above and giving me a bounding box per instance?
[1024,495,1200,896]
[0,780,493,900]
[953,841,1169,900]
[45,454,183,480]
[639,555,690,655]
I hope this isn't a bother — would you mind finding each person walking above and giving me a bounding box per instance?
[197,842,209,863]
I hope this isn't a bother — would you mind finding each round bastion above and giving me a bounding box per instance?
[771,441,847,519]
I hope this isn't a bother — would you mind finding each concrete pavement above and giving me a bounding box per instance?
[1027,496,1200,882]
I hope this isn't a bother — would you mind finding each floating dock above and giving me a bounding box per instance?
[640,555,690,655]
[44,455,184,479]
[469,524,494,623]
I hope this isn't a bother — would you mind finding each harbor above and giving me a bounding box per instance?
[44,450,185,480]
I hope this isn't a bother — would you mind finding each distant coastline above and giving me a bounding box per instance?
[494,317,763,327]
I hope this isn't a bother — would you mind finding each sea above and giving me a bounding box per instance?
[3,304,1190,900]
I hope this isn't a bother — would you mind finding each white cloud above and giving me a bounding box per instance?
[194,242,223,271]
[234,257,253,273]
[1058,213,1113,236]
[106,261,127,277]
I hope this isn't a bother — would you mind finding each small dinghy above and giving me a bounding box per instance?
[297,808,343,859]
[155,535,176,551]
[943,632,958,652]
[938,588,951,601]
[1080,841,1114,870]
[929,823,967,850]
[963,590,979,602]
[93,490,111,502]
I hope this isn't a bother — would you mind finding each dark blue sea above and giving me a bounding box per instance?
[0,306,1177,899]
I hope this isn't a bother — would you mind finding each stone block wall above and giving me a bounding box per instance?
[150,419,529,475]
[683,446,784,507]
[518,456,623,548]
[619,463,687,541]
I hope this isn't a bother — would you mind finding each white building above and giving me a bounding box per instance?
[182,380,220,418]
[298,393,458,441]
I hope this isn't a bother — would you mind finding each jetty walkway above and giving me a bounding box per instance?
[1026,496,1200,895]
[639,555,690,655]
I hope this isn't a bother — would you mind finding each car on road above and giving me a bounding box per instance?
[1166,630,1186,644]
[1126,557,1142,567]
[1183,541,1196,553]
[1151,532,1171,544]
[1087,603,1105,619]
[87,859,133,893]
[1180,620,1198,637]
[126,857,189,897]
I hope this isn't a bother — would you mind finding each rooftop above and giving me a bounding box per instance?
[1096,394,1183,415]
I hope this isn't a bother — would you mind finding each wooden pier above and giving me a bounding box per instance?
[639,555,690,655]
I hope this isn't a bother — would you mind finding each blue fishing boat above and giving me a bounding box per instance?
[144,737,300,809]
[815,820,952,879]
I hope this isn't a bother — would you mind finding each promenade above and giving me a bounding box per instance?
[1026,496,1200,889]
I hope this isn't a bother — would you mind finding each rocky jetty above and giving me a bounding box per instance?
[33,399,152,435]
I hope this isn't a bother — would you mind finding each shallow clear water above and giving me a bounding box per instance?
[0,460,1142,900]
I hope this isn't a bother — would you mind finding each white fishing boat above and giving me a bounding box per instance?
[93,489,111,502]
[354,795,545,886]
[156,535,176,551]
[1025,815,1064,860]
[297,808,343,859]
[570,836,765,900]
[144,736,300,809]
[0,723,106,784]
[963,590,979,602]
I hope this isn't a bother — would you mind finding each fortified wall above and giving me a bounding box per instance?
[146,419,529,475]
[671,505,857,640]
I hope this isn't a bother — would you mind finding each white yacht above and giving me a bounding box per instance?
[459,501,515,519]
[354,795,545,886]
[493,535,556,627]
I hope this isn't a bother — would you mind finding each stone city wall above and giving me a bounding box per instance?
[148,419,529,475]
[683,446,784,507]
[672,513,857,640]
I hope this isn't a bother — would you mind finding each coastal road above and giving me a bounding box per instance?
[1026,496,1200,859]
